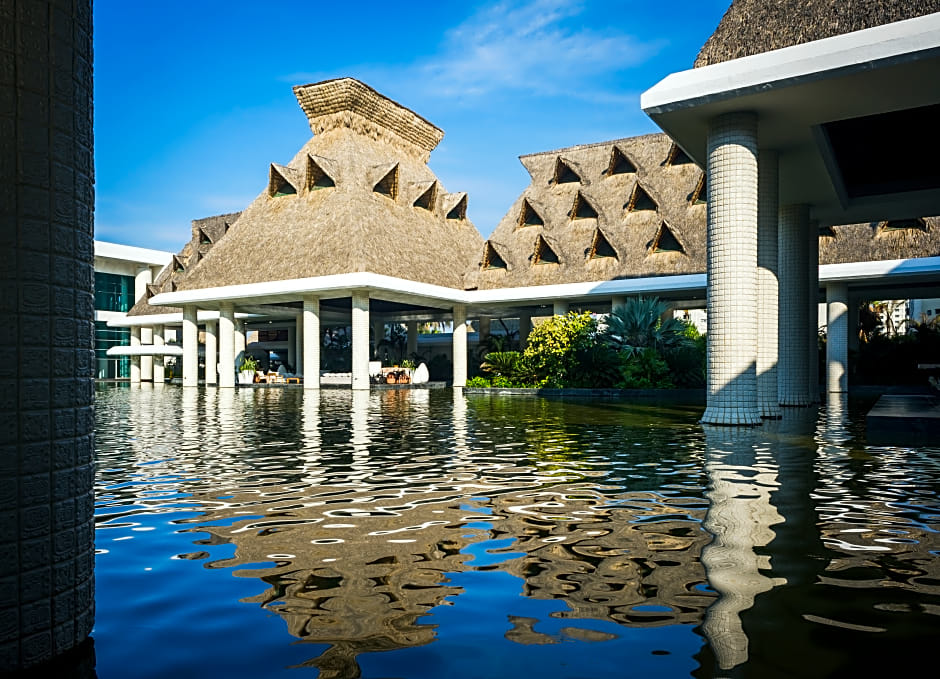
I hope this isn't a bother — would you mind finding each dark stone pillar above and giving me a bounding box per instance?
[0,0,95,670]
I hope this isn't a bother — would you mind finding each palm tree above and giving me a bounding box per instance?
[601,296,688,356]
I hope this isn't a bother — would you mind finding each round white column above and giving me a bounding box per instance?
[182,306,199,387]
[218,304,236,388]
[204,320,217,385]
[826,283,849,394]
[701,112,761,426]
[234,319,246,360]
[756,150,781,418]
[453,304,468,387]
[303,296,320,389]
[153,325,165,383]
[129,326,141,383]
[352,292,371,390]
[778,204,811,406]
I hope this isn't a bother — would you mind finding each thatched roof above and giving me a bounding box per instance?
[176,78,482,293]
[819,218,940,264]
[126,212,241,316]
[695,0,940,67]
[465,134,708,290]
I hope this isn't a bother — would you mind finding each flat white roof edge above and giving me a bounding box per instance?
[94,240,174,266]
[106,345,184,357]
[641,12,940,113]
[469,274,708,303]
[819,255,940,282]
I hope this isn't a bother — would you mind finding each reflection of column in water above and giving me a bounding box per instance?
[701,425,784,672]
[180,387,201,455]
[823,391,850,443]
[216,387,241,453]
[300,390,323,486]
[350,390,371,469]
[451,389,471,463]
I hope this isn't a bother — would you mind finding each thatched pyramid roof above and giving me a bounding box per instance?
[819,218,940,264]
[127,212,241,316]
[176,78,482,293]
[465,134,708,290]
[695,0,940,67]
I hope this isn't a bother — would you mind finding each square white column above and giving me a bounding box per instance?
[352,292,371,390]
[235,319,246,359]
[182,305,199,387]
[140,326,153,381]
[204,320,217,385]
[453,304,468,387]
[303,296,320,389]
[756,150,781,418]
[152,325,165,383]
[778,204,811,406]
[219,304,236,388]
[130,326,141,383]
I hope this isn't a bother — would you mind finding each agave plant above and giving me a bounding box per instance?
[601,296,688,357]
[480,351,523,379]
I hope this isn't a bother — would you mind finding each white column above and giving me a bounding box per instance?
[287,324,295,373]
[235,319,246,359]
[204,320,217,385]
[518,312,531,348]
[129,326,141,383]
[140,326,153,381]
[701,112,761,426]
[453,304,468,387]
[826,283,849,394]
[303,296,320,389]
[219,304,236,388]
[182,305,199,387]
[134,265,152,304]
[756,150,781,418]
[778,204,811,406]
[407,320,418,358]
[352,292,370,390]
[611,295,626,315]
[152,325,165,383]
[553,300,568,316]
[807,227,820,404]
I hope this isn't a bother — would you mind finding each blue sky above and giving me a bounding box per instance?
[94,0,730,250]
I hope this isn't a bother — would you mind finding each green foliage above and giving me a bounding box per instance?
[239,355,259,372]
[466,376,491,387]
[521,312,598,388]
[571,343,621,388]
[481,351,523,379]
[617,347,674,389]
[663,333,706,388]
[602,296,688,357]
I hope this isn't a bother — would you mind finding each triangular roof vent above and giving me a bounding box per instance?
[306,155,336,190]
[518,198,544,228]
[606,146,637,176]
[482,241,508,270]
[689,174,707,205]
[198,226,214,245]
[533,235,560,265]
[373,163,399,200]
[412,181,438,211]
[268,163,300,197]
[626,183,658,212]
[444,193,468,220]
[552,157,581,185]
[172,255,186,273]
[570,191,598,220]
[648,221,685,254]
[146,284,161,299]
[881,218,928,233]
[665,143,694,166]
[588,228,618,259]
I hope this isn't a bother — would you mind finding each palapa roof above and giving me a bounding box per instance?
[176,78,482,293]
[819,218,940,265]
[694,0,940,67]
[465,133,708,290]
[127,212,241,316]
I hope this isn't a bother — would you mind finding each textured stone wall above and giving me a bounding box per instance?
[0,0,96,669]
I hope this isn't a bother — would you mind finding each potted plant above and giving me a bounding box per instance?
[239,356,259,385]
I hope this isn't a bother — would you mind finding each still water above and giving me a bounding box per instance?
[92,385,940,678]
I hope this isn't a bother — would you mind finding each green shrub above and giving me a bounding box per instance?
[522,312,598,388]
[617,347,675,389]
[480,351,523,380]
[664,334,706,388]
[466,376,491,387]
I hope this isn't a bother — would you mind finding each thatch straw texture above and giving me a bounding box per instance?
[466,134,707,290]
[177,80,482,293]
[818,218,940,264]
[695,0,940,67]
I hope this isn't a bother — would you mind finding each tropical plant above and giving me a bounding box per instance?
[239,355,259,373]
[480,351,523,380]
[617,347,674,389]
[522,311,598,388]
[602,296,689,357]
[571,343,621,388]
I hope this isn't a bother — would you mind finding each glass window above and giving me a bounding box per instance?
[95,272,135,313]
[95,321,130,379]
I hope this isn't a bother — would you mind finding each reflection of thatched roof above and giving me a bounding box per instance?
[694,0,940,68]
[819,218,940,264]
[466,134,707,290]
[178,79,482,292]
[127,212,240,316]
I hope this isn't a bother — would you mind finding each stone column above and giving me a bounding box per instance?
[153,325,165,384]
[129,326,141,383]
[553,301,569,316]
[701,112,761,426]
[453,304,468,387]
[303,296,320,389]
[826,283,849,394]
[518,312,531,348]
[352,292,370,390]
[182,306,199,387]
[219,304,235,388]
[204,320,217,385]
[0,1,96,667]
[778,204,811,406]
[807,228,820,404]
[756,151,781,418]
[407,320,418,358]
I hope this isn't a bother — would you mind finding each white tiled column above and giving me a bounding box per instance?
[352,291,370,390]
[518,312,531,348]
[303,296,320,389]
[756,151,781,418]
[826,283,849,394]
[204,320,217,385]
[778,204,811,406]
[153,325,165,383]
[219,304,235,388]
[701,112,761,426]
[407,320,418,358]
[453,304,468,387]
[182,305,199,387]
[807,228,820,404]
[553,301,569,316]
[130,326,141,383]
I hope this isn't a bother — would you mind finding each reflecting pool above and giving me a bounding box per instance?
[92,385,940,678]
